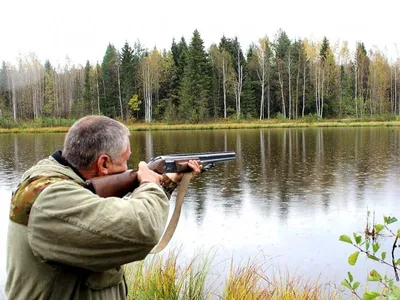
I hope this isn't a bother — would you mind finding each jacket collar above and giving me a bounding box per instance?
[51,150,86,181]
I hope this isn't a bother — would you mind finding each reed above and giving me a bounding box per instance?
[124,250,341,299]
[125,250,215,299]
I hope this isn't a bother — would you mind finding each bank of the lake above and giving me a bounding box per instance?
[1,119,400,134]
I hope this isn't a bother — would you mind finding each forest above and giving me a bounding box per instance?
[0,29,398,124]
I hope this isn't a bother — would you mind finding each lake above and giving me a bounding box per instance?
[1,127,400,297]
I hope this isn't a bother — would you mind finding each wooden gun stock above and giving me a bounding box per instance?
[84,170,139,198]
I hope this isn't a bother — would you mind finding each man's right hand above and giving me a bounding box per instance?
[137,161,163,185]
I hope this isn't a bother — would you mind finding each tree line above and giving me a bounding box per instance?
[0,29,399,124]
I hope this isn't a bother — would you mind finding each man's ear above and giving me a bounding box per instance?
[97,154,111,176]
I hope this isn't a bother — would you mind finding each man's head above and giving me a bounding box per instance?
[63,116,131,178]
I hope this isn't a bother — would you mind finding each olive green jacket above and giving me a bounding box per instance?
[6,156,170,300]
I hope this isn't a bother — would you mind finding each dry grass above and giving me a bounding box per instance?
[0,126,70,134]
[125,250,215,300]
[1,119,400,134]
[124,250,342,300]
[222,259,341,300]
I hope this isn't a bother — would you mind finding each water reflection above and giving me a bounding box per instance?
[1,127,400,291]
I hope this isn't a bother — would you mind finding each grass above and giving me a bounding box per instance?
[124,249,342,299]
[125,249,215,299]
[2,118,400,134]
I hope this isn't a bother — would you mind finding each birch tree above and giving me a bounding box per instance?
[138,48,161,123]
[249,37,272,119]
[234,43,243,120]
[210,44,234,119]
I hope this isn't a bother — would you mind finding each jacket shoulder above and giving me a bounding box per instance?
[10,175,73,226]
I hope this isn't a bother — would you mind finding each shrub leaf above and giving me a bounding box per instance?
[348,252,360,266]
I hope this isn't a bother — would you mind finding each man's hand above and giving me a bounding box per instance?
[137,161,163,185]
[166,159,203,183]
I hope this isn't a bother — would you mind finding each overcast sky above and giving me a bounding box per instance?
[1,0,399,66]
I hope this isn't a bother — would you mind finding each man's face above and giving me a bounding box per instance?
[108,143,131,175]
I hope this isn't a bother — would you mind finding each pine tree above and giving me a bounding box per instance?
[157,50,175,121]
[355,42,370,116]
[101,44,120,117]
[178,30,212,122]
[171,37,188,107]
[43,60,55,117]
[320,37,330,61]
[241,71,257,118]
[0,61,10,117]
[120,41,136,119]
[83,60,92,115]
[274,30,291,118]
[71,66,84,118]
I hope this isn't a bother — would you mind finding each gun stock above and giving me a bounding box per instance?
[84,170,139,198]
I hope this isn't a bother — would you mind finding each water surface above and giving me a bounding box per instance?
[1,127,400,295]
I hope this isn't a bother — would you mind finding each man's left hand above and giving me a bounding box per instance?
[166,160,203,183]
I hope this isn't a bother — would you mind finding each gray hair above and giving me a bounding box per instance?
[63,116,130,170]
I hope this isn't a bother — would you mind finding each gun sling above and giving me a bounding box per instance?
[150,172,193,254]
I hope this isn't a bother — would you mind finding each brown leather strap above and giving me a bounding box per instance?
[150,172,193,254]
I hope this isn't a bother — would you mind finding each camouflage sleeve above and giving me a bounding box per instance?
[160,174,178,198]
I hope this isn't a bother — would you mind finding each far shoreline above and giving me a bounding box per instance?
[1,119,400,134]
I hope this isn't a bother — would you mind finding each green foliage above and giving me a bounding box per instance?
[0,116,17,128]
[1,32,399,123]
[178,30,212,122]
[339,213,400,299]
[101,44,120,117]
[219,35,245,74]
[43,60,55,117]
[302,113,321,123]
[319,37,330,61]
[83,60,95,115]
[128,94,141,113]
[120,41,137,118]
[0,61,10,114]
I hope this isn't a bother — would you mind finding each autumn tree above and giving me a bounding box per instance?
[138,48,162,123]
[368,48,391,115]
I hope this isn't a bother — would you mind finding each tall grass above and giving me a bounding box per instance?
[124,250,342,299]
[223,260,341,300]
[125,250,215,299]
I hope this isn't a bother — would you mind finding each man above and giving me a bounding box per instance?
[6,115,201,300]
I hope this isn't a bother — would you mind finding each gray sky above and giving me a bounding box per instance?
[1,0,399,66]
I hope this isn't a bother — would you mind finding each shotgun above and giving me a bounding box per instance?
[84,151,236,198]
